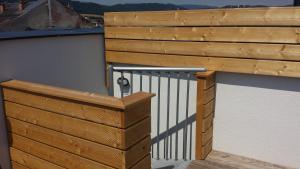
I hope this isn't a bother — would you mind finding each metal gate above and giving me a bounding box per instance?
[108,65,206,160]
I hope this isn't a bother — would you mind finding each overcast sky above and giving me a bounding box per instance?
[77,0,293,7]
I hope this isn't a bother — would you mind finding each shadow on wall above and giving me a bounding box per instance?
[216,72,300,92]
[151,114,195,145]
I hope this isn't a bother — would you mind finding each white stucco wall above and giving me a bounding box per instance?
[0,34,107,169]
[213,72,300,169]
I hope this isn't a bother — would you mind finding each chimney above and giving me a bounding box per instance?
[18,0,25,11]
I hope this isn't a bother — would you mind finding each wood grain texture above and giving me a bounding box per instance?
[105,27,300,44]
[5,101,150,149]
[106,51,300,78]
[7,117,124,168]
[2,87,124,128]
[10,133,114,169]
[106,39,300,61]
[1,80,124,109]
[205,151,294,169]
[10,148,64,169]
[130,155,151,169]
[11,162,30,169]
[105,7,300,26]
[124,136,151,169]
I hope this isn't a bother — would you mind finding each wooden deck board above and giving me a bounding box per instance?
[186,151,294,169]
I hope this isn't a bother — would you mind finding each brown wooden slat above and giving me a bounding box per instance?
[105,27,300,44]
[7,117,124,168]
[204,86,215,104]
[122,93,153,127]
[1,80,124,109]
[106,51,300,78]
[10,148,64,169]
[10,133,114,169]
[202,125,213,146]
[130,155,151,169]
[105,7,300,27]
[203,100,215,118]
[7,118,150,169]
[106,39,300,62]
[202,139,213,159]
[5,101,123,148]
[5,101,150,149]
[2,87,124,128]
[124,136,151,169]
[11,161,30,169]
[202,113,213,133]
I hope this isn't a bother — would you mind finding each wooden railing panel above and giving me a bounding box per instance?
[104,7,300,27]
[105,7,300,78]
[105,27,300,44]
[106,39,300,62]
[2,80,154,169]
[106,51,300,78]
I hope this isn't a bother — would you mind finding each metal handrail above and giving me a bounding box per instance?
[112,66,207,72]
[108,65,207,160]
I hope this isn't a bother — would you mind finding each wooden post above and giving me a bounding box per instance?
[195,71,216,160]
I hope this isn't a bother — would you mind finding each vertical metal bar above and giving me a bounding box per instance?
[108,65,114,96]
[149,72,152,93]
[130,71,133,94]
[156,73,161,160]
[175,73,180,160]
[149,72,153,158]
[165,73,171,160]
[189,123,193,160]
[120,71,124,98]
[183,73,191,160]
[140,71,143,91]
[170,133,173,159]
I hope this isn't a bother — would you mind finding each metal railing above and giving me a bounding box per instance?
[108,65,206,160]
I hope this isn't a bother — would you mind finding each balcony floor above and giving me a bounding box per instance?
[152,151,294,169]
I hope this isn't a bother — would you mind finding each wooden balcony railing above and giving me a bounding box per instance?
[1,80,154,169]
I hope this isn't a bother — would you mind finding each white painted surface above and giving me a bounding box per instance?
[213,72,300,169]
[0,34,107,169]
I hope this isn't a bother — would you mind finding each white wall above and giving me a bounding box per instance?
[214,72,300,169]
[0,34,107,169]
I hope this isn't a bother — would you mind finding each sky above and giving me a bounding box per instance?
[76,0,293,7]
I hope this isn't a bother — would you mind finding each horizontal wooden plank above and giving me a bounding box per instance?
[203,113,213,133]
[202,139,213,159]
[204,86,215,104]
[124,136,151,169]
[122,93,153,127]
[106,39,300,62]
[7,117,124,168]
[1,80,124,109]
[131,154,151,169]
[105,26,300,44]
[105,7,300,26]
[5,101,124,148]
[3,87,153,128]
[106,51,300,78]
[10,133,114,169]
[6,101,150,149]
[3,88,123,128]
[10,148,64,169]
[202,125,213,146]
[203,99,215,118]
[11,161,30,169]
